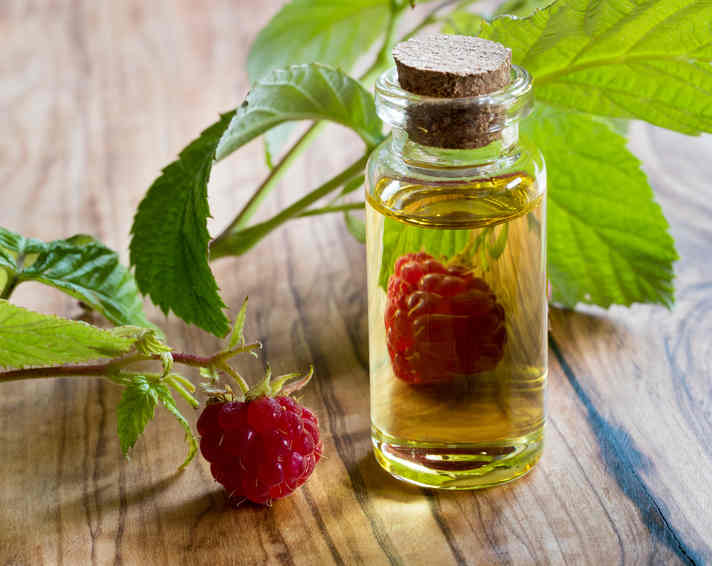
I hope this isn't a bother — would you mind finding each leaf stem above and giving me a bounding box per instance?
[0,274,19,300]
[171,343,262,367]
[166,375,200,408]
[0,250,25,300]
[211,123,324,250]
[209,153,370,259]
[297,202,365,218]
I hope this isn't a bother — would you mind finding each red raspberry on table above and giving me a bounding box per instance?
[198,395,322,505]
[385,252,506,385]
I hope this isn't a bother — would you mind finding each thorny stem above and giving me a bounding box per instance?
[0,342,262,384]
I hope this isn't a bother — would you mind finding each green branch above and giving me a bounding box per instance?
[213,122,324,243]
[298,202,365,218]
[0,250,25,300]
[210,153,370,259]
[0,342,262,384]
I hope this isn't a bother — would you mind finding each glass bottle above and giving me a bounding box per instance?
[365,63,547,489]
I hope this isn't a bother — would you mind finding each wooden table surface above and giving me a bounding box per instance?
[1,1,711,564]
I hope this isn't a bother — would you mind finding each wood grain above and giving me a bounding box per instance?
[1,1,711,565]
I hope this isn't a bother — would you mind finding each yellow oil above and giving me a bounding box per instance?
[366,172,547,489]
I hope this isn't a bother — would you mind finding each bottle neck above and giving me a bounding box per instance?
[391,123,521,170]
[375,65,533,174]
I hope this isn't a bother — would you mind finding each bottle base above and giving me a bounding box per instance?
[371,425,543,490]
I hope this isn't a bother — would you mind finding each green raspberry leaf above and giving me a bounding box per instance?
[0,300,136,368]
[0,227,151,328]
[216,64,383,161]
[116,376,158,455]
[248,0,392,162]
[494,0,554,17]
[115,376,197,466]
[130,113,235,337]
[522,105,678,307]
[480,0,712,134]
[248,0,390,84]
[154,383,198,470]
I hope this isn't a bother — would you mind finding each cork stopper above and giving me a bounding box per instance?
[392,34,512,149]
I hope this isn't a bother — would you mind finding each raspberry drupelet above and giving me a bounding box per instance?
[385,252,507,385]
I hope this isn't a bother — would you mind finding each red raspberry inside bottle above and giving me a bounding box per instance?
[385,252,507,385]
